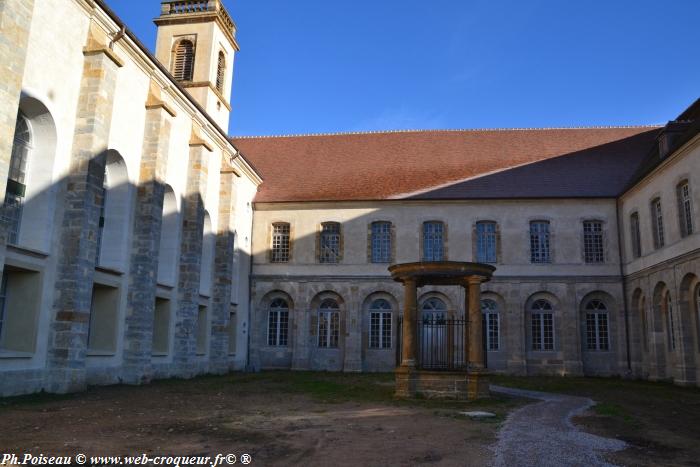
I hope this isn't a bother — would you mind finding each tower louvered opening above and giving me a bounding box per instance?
[216,51,226,92]
[173,40,195,81]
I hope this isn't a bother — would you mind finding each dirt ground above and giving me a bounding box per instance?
[492,375,700,467]
[0,373,522,467]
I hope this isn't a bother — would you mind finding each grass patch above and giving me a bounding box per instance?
[593,402,634,423]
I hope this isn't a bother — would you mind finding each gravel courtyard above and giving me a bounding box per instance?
[1,372,699,466]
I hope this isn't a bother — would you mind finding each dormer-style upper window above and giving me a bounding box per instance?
[173,39,195,81]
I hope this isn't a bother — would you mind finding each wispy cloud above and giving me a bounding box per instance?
[351,106,446,132]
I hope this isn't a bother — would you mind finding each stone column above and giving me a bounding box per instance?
[0,0,37,278]
[172,125,211,377]
[210,166,237,374]
[467,276,484,371]
[47,25,123,393]
[121,84,175,385]
[401,278,418,368]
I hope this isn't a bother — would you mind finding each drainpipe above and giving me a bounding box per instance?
[615,199,632,372]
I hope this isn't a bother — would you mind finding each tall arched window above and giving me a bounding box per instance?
[95,151,130,271]
[173,39,195,81]
[216,51,226,92]
[666,292,676,351]
[4,112,32,244]
[531,299,554,350]
[481,299,500,351]
[200,212,215,296]
[584,299,609,351]
[421,297,446,322]
[267,298,289,347]
[318,299,339,348]
[369,299,392,349]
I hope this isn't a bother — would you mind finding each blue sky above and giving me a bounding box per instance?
[108,0,700,136]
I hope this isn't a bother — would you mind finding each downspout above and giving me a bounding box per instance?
[615,198,632,372]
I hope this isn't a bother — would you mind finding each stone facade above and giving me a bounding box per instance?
[0,0,260,397]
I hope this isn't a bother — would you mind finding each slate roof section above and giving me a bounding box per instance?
[232,127,660,203]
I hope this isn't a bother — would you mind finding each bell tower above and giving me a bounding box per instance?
[154,0,240,130]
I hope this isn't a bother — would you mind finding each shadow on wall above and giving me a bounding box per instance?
[0,95,249,394]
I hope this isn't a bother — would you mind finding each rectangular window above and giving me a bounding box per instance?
[196,305,208,356]
[476,221,497,263]
[371,222,392,263]
[423,221,445,261]
[583,221,604,263]
[87,284,119,354]
[630,212,642,258]
[228,309,237,355]
[267,309,289,346]
[271,223,291,262]
[152,298,170,355]
[369,311,392,349]
[319,222,341,263]
[678,182,694,237]
[532,313,553,351]
[0,269,41,353]
[482,312,499,350]
[530,221,551,263]
[318,311,339,348]
[651,198,665,249]
[586,313,609,351]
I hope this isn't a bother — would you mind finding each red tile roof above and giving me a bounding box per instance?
[231,127,660,203]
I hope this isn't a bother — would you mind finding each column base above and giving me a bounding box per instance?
[394,366,490,400]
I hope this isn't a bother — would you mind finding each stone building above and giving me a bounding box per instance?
[0,0,698,397]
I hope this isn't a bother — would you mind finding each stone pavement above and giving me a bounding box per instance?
[491,385,627,467]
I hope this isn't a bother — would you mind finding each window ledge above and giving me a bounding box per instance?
[6,244,49,259]
[95,266,124,276]
[87,350,116,357]
[0,350,34,359]
[152,352,168,357]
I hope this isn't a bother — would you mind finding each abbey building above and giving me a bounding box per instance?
[0,0,698,396]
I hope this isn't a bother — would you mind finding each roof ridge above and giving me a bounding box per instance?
[230,124,663,140]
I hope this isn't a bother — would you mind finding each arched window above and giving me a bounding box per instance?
[200,212,215,296]
[666,292,676,351]
[3,112,32,244]
[216,51,226,92]
[318,299,339,348]
[157,187,179,285]
[319,222,341,263]
[267,298,289,347]
[584,299,609,351]
[95,152,130,271]
[530,299,554,350]
[369,299,392,349]
[173,39,195,81]
[370,221,392,263]
[423,221,445,261]
[421,297,447,322]
[481,299,500,351]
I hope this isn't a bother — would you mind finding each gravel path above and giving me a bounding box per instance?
[491,385,627,467]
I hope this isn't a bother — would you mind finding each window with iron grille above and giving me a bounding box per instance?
[476,221,497,263]
[583,221,604,263]
[677,181,694,237]
[172,39,195,81]
[267,298,289,347]
[216,51,226,92]
[585,299,609,351]
[666,293,676,351]
[319,222,341,263]
[529,221,551,263]
[481,299,499,351]
[271,223,290,263]
[630,212,642,258]
[369,299,392,349]
[318,299,340,348]
[371,221,392,263]
[3,112,31,245]
[423,221,444,261]
[651,198,665,249]
[531,299,553,350]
